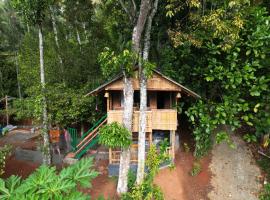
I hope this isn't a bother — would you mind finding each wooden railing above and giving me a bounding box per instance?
[110,146,173,164]
[152,109,177,131]
[110,145,139,164]
[107,109,177,131]
[107,110,152,132]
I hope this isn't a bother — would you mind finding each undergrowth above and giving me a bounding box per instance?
[258,157,270,200]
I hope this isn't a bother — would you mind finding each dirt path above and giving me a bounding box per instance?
[155,151,212,200]
[208,135,261,200]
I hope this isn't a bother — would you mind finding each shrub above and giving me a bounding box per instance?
[0,157,98,200]
[99,122,132,149]
[260,183,270,200]
[121,145,166,200]
[127,170,136,191]
[190,161,202,176]
[243,134,257,143]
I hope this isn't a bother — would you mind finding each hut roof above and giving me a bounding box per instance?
[86,69,200,98]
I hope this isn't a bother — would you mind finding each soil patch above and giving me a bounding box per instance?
[81,160,118,199]
[1,155,40,179]
[155,119,212,200]
[155,150,212,200]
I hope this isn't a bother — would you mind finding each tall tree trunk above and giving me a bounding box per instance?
[50,6,64,78]
[117,75,133,194]
[117,0,151,194]
[132,0,151,53]
[137,0,159,184]
[15,52,22,99]
[38,25,51,165]
[0,70,3,97]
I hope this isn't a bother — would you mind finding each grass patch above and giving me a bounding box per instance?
[190,161,202,176]
[257,157,270,180]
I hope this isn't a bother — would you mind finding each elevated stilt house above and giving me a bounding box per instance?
[86,69,200,167]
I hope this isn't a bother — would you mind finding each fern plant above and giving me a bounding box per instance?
[0,157,98,200]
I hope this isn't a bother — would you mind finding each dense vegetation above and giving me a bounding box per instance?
[0,157,98,200]
[0,0,269,198]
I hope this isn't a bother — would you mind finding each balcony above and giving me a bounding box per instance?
[107,109,177,132]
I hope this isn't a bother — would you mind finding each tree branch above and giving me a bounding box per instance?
[119,0,133,23]
[131,0,137,17]
[143,0,159,60]
[132,0,151,54]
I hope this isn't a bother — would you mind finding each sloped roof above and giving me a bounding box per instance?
[86,69,200,98]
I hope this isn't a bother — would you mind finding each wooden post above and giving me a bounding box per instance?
[149,132,152,145]
[105,92,109,112]
[170,130,175,161]
[5,95,9,125]
[109,148,112,164]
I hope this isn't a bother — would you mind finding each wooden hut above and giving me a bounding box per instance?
[87,69,200,166]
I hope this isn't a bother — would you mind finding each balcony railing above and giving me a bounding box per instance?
[107,109,177,132]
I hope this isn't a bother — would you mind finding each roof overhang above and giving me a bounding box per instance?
[86,69,201,98]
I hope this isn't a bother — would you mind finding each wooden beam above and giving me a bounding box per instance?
[149,132,152,145]
[171,130,175,161]
[109,148,112,164]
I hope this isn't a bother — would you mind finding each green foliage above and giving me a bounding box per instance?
[260,183,270,200]
[12,84,98,126]
[121,181,164,200]
[258,156,270,200]
[0,145,12,176]
[0,157,98,200]
[141,60,156,78]
[11,0,53,25]
[127,170,136,191]
[99,122,132,149]
[146,145,163,179]
[99,48,136,78]
[243,134,257,143]
[122,145,165,200]
[159,138,169,155]
[257,157,270,181]
[190,161,202,176]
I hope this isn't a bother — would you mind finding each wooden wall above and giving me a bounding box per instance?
[107,109,177,131]
[105,73,181,91]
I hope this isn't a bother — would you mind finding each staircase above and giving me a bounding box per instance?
[66,114,107,159]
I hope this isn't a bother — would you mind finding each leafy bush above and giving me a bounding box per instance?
[127,170,136,191]
[0,157,98,200]
[243,134,257,143]
[122,145,165,200]
[99,122,132,148]
[121,181,164,200]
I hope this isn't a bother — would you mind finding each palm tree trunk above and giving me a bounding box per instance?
[38,24,51,165]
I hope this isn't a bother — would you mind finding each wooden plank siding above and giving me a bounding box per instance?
[105,73,181,92]
[107,109,177,132]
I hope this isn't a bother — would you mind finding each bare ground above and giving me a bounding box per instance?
[155,150,212,200]
[208,135,262,200]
